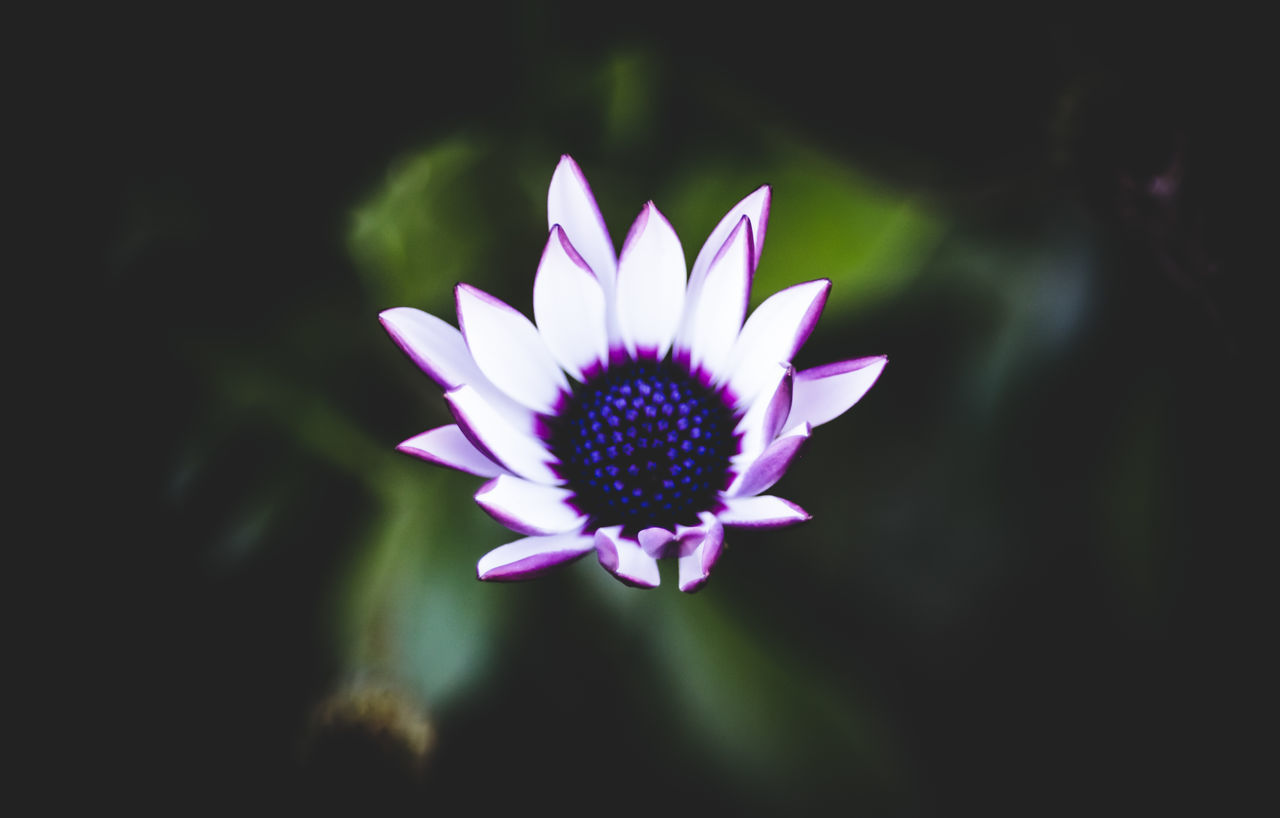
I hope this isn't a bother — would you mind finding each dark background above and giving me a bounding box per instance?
[73,5,1268,814]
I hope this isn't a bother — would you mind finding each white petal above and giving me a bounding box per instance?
[734,363,793,465]
[677,215,751,378]
[675,186,770,373]
[676,513,725,593]
[533,226,609,382]
[548,156,619,348]
[615,202,687,360]
[379,307,471,388]
[723,279,830,405]
[456,284,568,414]
[474,474,587,536]
[446,384,560,484]
[379,307,536,434]
[717,495,810,528]
[396,424,506,477]
[547,155,618,288]
[729,423,810,497]
[594,526,660,588]
[477,533,595,581]
[787,356,888,429]
[688,184,771,290]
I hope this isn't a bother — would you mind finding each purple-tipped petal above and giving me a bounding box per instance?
[615,202,686,360]
[724,279,831,404]
[677,215,751,378]
[638,526,676,558]
[446,384,560,485]
[379,307,535,433]
[735,363,794,464]
[594,526,661,588]
[396,424,507,478]
[379,307,470,389]
[718,495,811,529]
[548,156,621,349]
[674,511,718,556]
[760,365,795,440]
[547,155,618,287]
[474,474,586,536]
[477,533,594,581]
[534,227,609,381]
[689,185,771,287]
[787,356,888,429]
[730,423,811,497]
[676,186,770,371]
[676,512,725,592]
[456,284,567,414]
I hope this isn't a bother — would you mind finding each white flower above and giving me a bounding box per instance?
[380,156,886,591]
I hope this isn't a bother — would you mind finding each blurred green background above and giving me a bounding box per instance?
[92,6,1265,814]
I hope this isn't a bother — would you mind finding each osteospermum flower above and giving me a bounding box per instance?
[380,155,886,591]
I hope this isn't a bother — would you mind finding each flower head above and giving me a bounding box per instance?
[380,155,885,591]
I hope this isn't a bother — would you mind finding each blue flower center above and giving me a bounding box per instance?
[548,360,738,532]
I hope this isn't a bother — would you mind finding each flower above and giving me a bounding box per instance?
[380,155,886,591]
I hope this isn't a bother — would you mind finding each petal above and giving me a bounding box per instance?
[547,155,618,289]
[594,526,660,588]
[474,474,587,536]
[717,495,811,529]
[729,423,811,497]
[615,202,687,360]
[456,284,568,414]
[674,511,720,556]
[396,424,506,478]
[734,363,793,465]
[533,226,609,381]
[723,279,830,404]
[477,532,595,581]
[677,215,751,378]
[380,306,536,434]
[676,185,769,375]
[676,513,725,593]
[379,307,472,389]
[446,384,560,484]
[688,185,771,287]
[787,356,888,429]
[637,526,676,558]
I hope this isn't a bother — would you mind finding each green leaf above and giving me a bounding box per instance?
[667,147,945,317]
[348,140,491,314]
[339,464,507,710]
